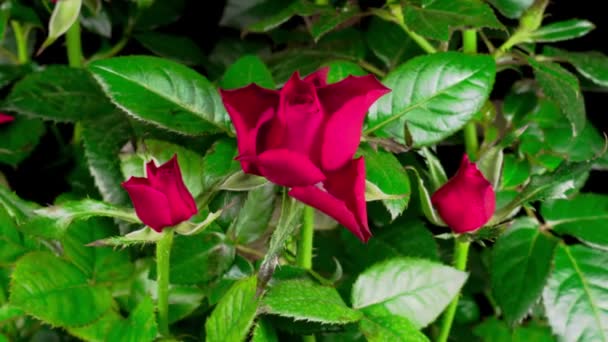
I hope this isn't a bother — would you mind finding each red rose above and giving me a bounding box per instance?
[122,155,197,232]
[220,68,389,242]
[0,113,14,125]
[431,154,496,233]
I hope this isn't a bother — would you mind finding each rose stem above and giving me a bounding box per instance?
[156,228,175,337]
[297,206,315,342]
[437,29,477,342]
[10,21,29,64]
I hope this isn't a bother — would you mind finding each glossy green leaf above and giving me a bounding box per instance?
[80,5,111,38]
[487,0,534,19]
[10,252,112,327]
[107,297,157,342]
[419,148,448,192]
[501,154,530,189]
[39,0,82,52]
[544,47,608,87]
[261,279,362,324]
[0,64,31,89]
[410,169,446,227]
[246,0,325,33]
[135,32,205,66]
[530,19,595,43]
[169,231,235,285]
[220,55,275,90]
[543,244,608,342]
[0,206,28,265]
[367,52,496,147]
[66,311,122,342]
[89,56,229,135]
[310,5,360,41]
[228,183,276,244]
[358,145,410,220]
[325,60,366,84]
[528,58,585,137]
[205,276,259,342]
[220,171,269,191]
[360,306,429,342]
[62,218,133,283]
[0,115,44,166]
[3,66,112,122]
[477,146,504,190]
[491,218,557,323]
[352,258,467,328]
[365,17,423,69]
[403,0,503,41]
[474,317,555,342]
[542,193,608,248]
[81,110,132,204]
[265,49,352,85]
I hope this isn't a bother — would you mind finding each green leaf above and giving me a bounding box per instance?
[68,311,122,342]
[246,0,325,33]
[543,244,608,342]
[477,146,504,190]
[0,304,24,323]
[107,297,158,342]
[3,66,111,122]
[358,144,410,220]
[530,19,595,43]
[366,52,496,147]
[528,58,585,137]
[62,218,133,283]
[487,0,534,19]
[342,219,439,274]
[325,60,366,84]
[261,279,362,324]
[360,306,429,342]
[202,138,240,192]
[135,32,205,66]
[352,258,467,328]
[220,55,275,90]
[0,207,28,265]
[0,186,38,223]
[0,64,31,89]
[542,193,608,248]
[403,0,503,41]
[365,17,423,69]
[310,4,360,42]
[474,317,555,342]
[81,110,132,204]
[501,154,530,189]
[410,169,446,227]
[220,171,268,191]
[89,56,229,135]
[491,218,557,324]
[229,183,276,244]
[252,319,278,342]
[543,47,608,87]
[0,115,45,166]
[205,276,259,342]
[10,252,112,327]
[265,49,353,85]
[169,231,235,285]
[39,0,82,52]
[419,147,448,191]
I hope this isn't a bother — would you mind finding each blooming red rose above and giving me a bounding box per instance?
[220,68,389,242]
[122,155,197,232]
[431,154,496,233]
[0,113,14,125]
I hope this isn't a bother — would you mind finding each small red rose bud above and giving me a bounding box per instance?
[431,154,496,233]
[0,113,14,125]
[122,155,197,232]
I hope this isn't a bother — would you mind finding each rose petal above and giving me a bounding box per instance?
[146,156,197,224]
[220,85,279,159]
[317,75,390,171]
[431,154,496,233]
[289,185,371,242]
[303,67,329,87]
[256,149,325,187]
[122,177,173,232]
[324,157,368,233]
[0,113,14,125]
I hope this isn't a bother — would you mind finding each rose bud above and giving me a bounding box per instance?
[122,155,197,232]
[431,154,496,233]
[220,68,389,242]
[0,113,14,125]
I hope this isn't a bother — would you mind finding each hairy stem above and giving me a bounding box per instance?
[156,228,174,337]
